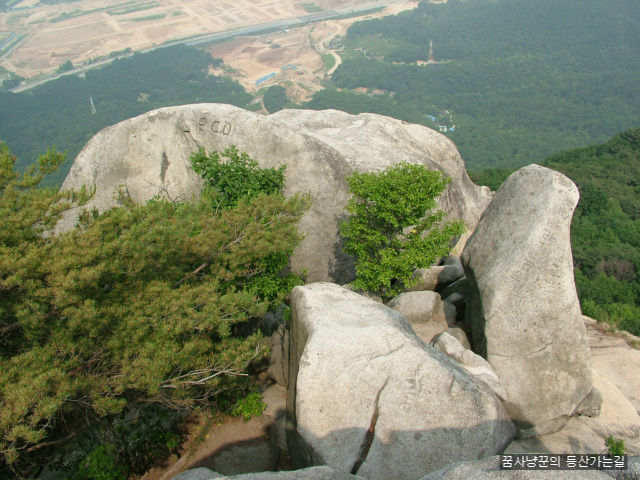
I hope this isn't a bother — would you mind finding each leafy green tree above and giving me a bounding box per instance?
[340,162,464,300]
[0,142,309,477]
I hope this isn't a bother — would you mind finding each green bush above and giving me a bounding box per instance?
[0,142,308,477]
[52,405,182,480]
[340,162,465,300]
[190,145,286,209]
[232,391,267,420]
[605,435,625,456]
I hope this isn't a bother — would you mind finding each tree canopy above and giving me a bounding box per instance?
[303,0,640,171]
[543,127,640,335]
[0,45,251,186]
[0,142,309,477]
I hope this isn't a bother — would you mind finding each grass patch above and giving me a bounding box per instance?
[332,6,384,20]
[49,4,116,23]
[107,1,159,15]
[127,13,166,22]
[301,2,323,13]
[7,12,29,24]
[322,53,336,70]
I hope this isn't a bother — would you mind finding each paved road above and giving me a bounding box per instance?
[9,0,407,93]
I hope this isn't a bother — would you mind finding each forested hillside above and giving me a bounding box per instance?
[304,0,640,171]
[544,127,640,336]
[472,128,640,336]
[0,45,251,185]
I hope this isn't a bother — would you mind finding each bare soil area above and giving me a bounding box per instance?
[205,2,418,103]
[1,0,375,79]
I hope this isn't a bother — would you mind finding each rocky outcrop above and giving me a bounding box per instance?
[387,291,449,344]
[58,104,491,283]
[432,332,506,401]
[287,283,515,480]
[585,316,640,415]
[407,257,465,292]
[505,318,640,455]
[172,466,365,480]
[461,165,594,438]
[507,368,640,455]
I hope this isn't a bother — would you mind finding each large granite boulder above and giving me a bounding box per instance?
[58,104,491,283]
[461,164,593,437]
[287,283,515,480]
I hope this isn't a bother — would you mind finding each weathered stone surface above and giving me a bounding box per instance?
[438,277,469,301]
[407,266,443,292]
[226,467,365,479]
[287,283,515,480]
[573,388,603,418]
[387,291,448,344]
[268,325,289,388]
[407,257,465,293]
[585,316,640,414]
[442,301,457,327]
[443,293,465,323]
[59,104,491,283]
[172,467,365,480]
[432,332,506,401]
[171,468,223,480]
[420,456,612,479]
[440,256,466,284]
[444,327,471,350]
[461,164,592,437]
[506,369,640,455]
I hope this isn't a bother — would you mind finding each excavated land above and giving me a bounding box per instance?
[1,0,417,99]
[0,0,364,78]
[206,2,418,102]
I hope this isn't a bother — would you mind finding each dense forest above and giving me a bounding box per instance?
[303,0,640,171]
[0,45,251,185]
[545,127,640,336]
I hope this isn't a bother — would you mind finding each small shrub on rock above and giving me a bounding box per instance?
[340,162,464,300]
[232,391,267,420]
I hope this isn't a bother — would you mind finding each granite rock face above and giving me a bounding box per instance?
[171,466,365,480]
[432,332,506,401]
[461,164,593,437]
[287,283,515,480]
[387,291,449,344]
[59,104,491,283]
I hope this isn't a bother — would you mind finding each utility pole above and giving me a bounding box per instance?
[90,96,96,115]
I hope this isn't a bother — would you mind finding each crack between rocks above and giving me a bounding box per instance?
[491,341,553,358]
[351,378,388,475]
[160,150,170,184]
